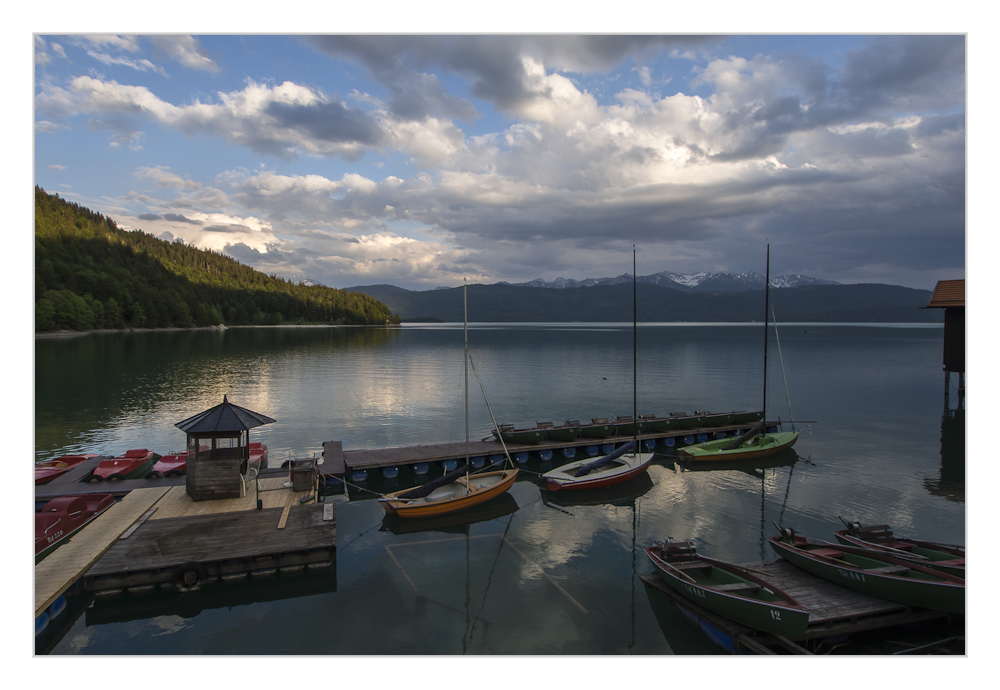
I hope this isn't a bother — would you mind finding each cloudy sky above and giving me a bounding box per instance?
[33,30,967,291]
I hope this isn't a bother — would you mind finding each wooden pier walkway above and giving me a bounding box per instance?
[642,560,951,654]
[35,487,170,618]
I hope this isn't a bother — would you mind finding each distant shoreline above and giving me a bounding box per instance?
[33,323,403,338]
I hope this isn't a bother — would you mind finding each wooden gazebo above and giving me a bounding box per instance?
[175,395,275,501]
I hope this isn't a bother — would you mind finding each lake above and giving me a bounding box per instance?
[35,323,964,654]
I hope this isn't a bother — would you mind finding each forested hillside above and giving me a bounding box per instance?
[34,187,400,331]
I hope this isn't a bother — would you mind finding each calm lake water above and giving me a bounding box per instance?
[35,323,964,655]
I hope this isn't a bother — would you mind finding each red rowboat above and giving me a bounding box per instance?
[249,442,268,468]
[541,440,653,491]
[35,454,100,485]
[90,449,158,481]
[35,494,115,563]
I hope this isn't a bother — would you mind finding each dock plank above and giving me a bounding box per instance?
[35,487,170,617]
[86,503,335,577]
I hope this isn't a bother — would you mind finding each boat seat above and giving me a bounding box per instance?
[713,582,762,592]
[883,541,913,551]
[670,560,710,570]
[809,548,845,559]
[866,565,911,575]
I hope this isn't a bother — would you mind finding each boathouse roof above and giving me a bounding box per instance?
[175,395,276,434]
[925,279,965,309]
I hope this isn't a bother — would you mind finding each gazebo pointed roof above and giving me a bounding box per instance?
[175,395,276,434]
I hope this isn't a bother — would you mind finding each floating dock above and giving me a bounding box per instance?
[35,471,334,617]
[642,560,953,654]
[341,421,767,476]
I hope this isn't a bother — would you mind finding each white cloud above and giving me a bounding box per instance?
[149,35,220,73]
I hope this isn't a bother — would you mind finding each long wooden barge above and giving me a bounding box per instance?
[642,559,955,654]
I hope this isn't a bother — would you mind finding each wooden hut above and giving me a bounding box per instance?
[175,395,275,501]
[923,279,965,409]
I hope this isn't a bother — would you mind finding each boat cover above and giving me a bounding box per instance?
[397,464,471,499]
[721,421,764,450]
[574,440,636,477]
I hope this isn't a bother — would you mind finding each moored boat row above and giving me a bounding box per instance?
[493,410,763,444]
[645,521,966,642]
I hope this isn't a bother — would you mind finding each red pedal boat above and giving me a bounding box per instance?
[35,494,115,563]
[151,452,188,478]
[89,449,159,482]
[35,454,100,485]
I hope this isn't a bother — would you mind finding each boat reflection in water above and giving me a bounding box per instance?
[379,492,519,536]
[676,448,799,476]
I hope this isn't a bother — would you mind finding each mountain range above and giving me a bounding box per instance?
[507,270,841,291]
[343,281,941,324]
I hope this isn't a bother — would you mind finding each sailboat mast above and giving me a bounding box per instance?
[464,280,469,466]
[633,245,637,446]
[763,244,770,422]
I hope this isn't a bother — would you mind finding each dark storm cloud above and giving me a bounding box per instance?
[137,212,162,221]
[264,99,385,146]
[304,35,718,117]
[163,213,202,224]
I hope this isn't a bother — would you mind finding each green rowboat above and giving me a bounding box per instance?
[579,418,616,438]
[768,531,965,614]
[645,540,810,637]
[833,521,965,578]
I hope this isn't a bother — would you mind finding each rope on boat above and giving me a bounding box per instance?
[770,301,795,431]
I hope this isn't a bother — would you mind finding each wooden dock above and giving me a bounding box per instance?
[35,487,170,617]
[642,560,951,654]
[36,472,335,615]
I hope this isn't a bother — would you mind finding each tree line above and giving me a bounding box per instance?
[35,186,401,332]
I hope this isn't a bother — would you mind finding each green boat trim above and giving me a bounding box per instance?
[645,541,810,638]
[768,533,965,614]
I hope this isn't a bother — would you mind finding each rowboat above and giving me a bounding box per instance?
[833,520,965,577]
[579,417,616,438]
[380,467,519,518]
[89,449,159,481]
[673,412,705,430]
[542,440,652,491]
[645,540,810,637]
[492,423,545,444]
[638,414,676,433]
[677,427,799,461]
[35,493,115,563]
[768,529,964,614]
[542,421,581,442]
[677,245,800,462]
[35,454,101,484]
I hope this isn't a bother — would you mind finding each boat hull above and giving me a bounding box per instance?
[768,536,964,614]
[645,546,809,637]
[381,469,518,518]
[677,431,798,461]
[545,426,580,441]
[542,451,653,491]
[35,454,99,484]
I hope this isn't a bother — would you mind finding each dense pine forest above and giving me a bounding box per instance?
[34,186,400,332]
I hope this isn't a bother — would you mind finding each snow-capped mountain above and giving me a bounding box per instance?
[515,271,839,292]
[297,279,326,287]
